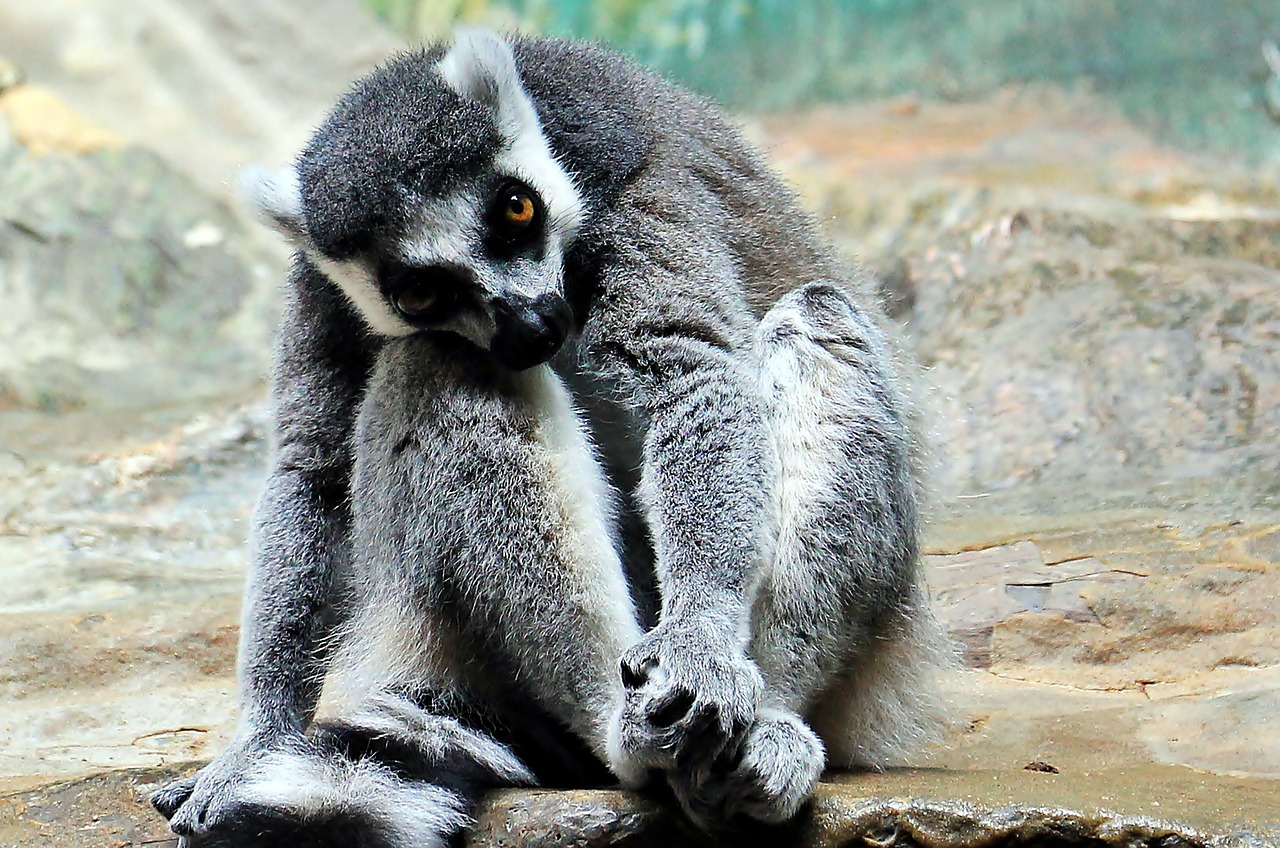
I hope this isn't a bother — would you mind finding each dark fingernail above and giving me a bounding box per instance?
[621,656,658,689]
[620,659,643,688]
[713,740,747,774]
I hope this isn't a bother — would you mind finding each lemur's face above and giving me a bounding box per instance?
[245,32,584,371]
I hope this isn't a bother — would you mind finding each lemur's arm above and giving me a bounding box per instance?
[586,190,772,773]
[153,259,376,832]
[238,258,378,736]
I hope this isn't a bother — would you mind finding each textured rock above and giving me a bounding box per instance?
[468,781,1279,847]
[0,0,399,196]
[927,532,1280,695]
[766,90,1280,497]
[0,85,121,153]
[1,766,1276,848]
[0,93,272,411]
[0,404,264,790]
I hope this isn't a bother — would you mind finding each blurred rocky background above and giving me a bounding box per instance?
[0,1,1277,846]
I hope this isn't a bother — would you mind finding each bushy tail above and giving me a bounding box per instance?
[158,693,535,848]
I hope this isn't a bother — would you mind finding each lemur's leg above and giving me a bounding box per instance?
[329,337,644,783]
[158,343,644,847]
[754,282,951,759]
[155,692,536,848]
[669,282,953,826]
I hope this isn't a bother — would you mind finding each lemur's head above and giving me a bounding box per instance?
[246,30,584,370]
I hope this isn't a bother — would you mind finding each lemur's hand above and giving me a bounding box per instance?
[151,732,281,837]
[608,614,763,785]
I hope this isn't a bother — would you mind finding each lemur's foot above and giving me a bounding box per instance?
[156,726,475,848]
[152,737,276,837]
[608,617,762,783]
[668,707,825,829]
[150,773,198,820]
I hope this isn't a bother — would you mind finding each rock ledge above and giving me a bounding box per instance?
[2,766,1274,848]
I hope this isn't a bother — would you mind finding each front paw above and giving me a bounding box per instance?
[151,739,275,837]
[608,619,763,779]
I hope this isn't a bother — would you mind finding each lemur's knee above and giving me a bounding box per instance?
[751,279,931,758]
[792,280,857,322]
[758,281,885,360]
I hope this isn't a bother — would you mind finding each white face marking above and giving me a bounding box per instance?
[473,246,565,303]
[438,30,585,246]
[448,309,499,348]
[398,189,479,268]
[493,119,584,246]
[311,254,416,338]
[393,188,496,347]
[241,164,416,338]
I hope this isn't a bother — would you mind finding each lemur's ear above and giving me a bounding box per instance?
[241,165,307,245]
[438,29,539,141]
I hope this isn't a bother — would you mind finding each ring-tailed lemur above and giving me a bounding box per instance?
[152,30,953,845]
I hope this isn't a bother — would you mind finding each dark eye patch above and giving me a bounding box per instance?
[377,260,469,324]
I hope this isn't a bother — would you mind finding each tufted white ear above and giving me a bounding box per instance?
[438,28,540,142]
[241,165,306,245]
[438,29,585,240]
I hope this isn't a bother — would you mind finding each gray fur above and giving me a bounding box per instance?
[331,332,641,770]
[155,30,952,844]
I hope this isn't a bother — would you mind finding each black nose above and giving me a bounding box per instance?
[490,293,573,370]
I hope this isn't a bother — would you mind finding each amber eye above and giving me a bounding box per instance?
[394,284,437,317]
[503,191,536,226]
[489,181,542,240]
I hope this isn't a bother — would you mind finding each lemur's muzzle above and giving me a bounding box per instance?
[490,292,573,370]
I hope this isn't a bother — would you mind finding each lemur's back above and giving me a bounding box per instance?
[511,37,844,318]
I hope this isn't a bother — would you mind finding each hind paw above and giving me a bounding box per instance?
[667,707,825,829]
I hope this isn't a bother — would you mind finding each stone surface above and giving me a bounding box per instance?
[0,0,399,197]
[765,89,1280,497]
[0,94,274,412]
[0,85,121,154]
[0,403,263,791]
[2,765,1276,847]
[470,777,1280,846]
